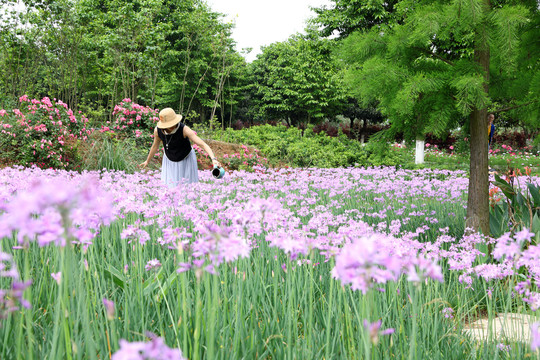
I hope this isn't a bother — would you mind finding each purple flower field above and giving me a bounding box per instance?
[0,165,539,359]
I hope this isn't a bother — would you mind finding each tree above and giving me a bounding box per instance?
[342,98,384,143]
[311,0,401,38]
[0,0,246,125]
[318,0,539,234]
[250,32,346,127]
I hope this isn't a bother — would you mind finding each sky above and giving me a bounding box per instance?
[204,0,334,62]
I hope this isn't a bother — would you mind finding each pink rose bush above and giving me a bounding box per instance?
[102,98,159,148]
[0,95,90,169]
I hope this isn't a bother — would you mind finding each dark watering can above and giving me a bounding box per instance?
[212,166,225,179]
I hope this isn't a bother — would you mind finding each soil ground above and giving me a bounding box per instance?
[196,139,258,170]
[463,312,536,344]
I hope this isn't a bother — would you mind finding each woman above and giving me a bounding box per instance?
[488,113,495,149]
[139,107,220,187]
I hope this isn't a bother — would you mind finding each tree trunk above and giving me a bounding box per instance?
[466,1,491,235]
[466,108,490,234]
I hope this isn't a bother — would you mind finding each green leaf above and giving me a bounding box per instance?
[156,271,179,303]
[103,266,125,290]
[526,182,540,207]
[493,174,516,199]
[532,213,540,236]
[489,204,506,238]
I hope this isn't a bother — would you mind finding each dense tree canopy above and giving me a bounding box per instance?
[0,0,246,123]
[249,32,346,127]
[314,0,540,234]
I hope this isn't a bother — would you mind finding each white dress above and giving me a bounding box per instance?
[160,125,199,187]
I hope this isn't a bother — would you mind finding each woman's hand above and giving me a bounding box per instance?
[212,158,221,168]
[139,160,149,169]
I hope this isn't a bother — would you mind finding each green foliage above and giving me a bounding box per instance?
[0,0,247,126]
[81,134,145,172]
[365,141,402,166]
[490,173,540,238]
[330,0,538,144]
[249,33,346,126]
[311,0,402,38]
[216,124,411,168]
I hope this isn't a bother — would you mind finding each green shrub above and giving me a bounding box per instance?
[216,124,374,168]
[81,133,147,172]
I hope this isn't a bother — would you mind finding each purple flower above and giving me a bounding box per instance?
[531,322,540,351]
[0,176,114,248]
[51,272,61,285]
[145,259,162,272]
[121,226,150,246]
[363,319,395,345]
[442,307,454,319]
[112,334,186,360]
[515,228,534,243]
[103,298,115,320]
[333,233,442,294]
[1,251,32,319]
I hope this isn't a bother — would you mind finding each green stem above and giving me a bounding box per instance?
[193,276,202,360]
[49,247,65,359]
[207,273,218,359]
[325,275,335,360]
[408,283,419,360]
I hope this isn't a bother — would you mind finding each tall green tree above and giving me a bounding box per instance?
[0,0,246,125]
[311,0,401,38]
[317,0,539,234]
[250,32,346,126]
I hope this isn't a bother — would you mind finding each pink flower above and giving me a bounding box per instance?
[103,298,115,320]
[531,322,540,351]
[112,334,186,360]
[363,319,394,345]
[145,259,162,272]
[51,272,61,285]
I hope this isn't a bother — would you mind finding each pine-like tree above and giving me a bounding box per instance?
[317,0,539,234]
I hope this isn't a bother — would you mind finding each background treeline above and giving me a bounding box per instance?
[0,0,245,125]
[0,0,384,133]
[1,0,539,139]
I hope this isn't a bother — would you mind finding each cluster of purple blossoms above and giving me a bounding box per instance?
[112,335,186,360]
[332,233,443,294]
[145,259,162,272]
[177,222,251,277]
[121,224,151,246]
[0,175,114,248]
[0,251,31,320]
[442,307,454,319]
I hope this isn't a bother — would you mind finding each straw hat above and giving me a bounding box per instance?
[157,108,183,129]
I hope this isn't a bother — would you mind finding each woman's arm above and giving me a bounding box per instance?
[183,126,221,167]
[139,127,162,169]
